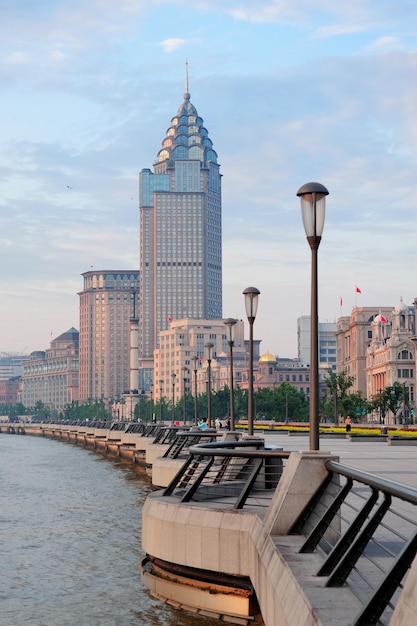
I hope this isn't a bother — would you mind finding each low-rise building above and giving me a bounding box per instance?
[21,328,79,413]
[0,377,20,406]
[366,298,415,418]
[336,306,393,396]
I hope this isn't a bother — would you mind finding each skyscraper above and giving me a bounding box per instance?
[78,270,139,403]
[138,68,222,387]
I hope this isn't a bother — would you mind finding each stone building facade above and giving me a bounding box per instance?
[21,328,79,412]
[366,298,415,417]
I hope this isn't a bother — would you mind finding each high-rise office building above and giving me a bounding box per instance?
[138,69,222,388]
[0,352,31,380]
[78,270,139,404]
[297,315,337,371]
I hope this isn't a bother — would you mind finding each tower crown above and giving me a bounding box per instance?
[156,73,218,166]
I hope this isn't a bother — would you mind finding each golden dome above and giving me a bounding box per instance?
[259,350,276,363]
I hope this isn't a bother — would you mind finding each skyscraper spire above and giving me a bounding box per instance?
[138,74,222,387]
[184,59,190,100]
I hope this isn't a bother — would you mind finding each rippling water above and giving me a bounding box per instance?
[0,435,220,626]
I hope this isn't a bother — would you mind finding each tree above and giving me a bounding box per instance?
[340,392,371,421]
[272,383,308,422]
[255,388,275,419]
[371,390,389,425]
[323,369,355,422]
[383,382,404,424]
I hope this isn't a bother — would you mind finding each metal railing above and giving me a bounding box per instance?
[290,460,417,625]
[160,442,417,623]
[163,440,289,511]
[162,429,220,459]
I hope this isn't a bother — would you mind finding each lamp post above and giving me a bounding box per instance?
[191,356,199,426]
[243,287,260,436]
[159,380,163,423]
[149,383,153,423]
[224,318,237,430]
[297,182,329,451]
[205,342,214,428]
[171,373,176,425]
[182,366,188,425]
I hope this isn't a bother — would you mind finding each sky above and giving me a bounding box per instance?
[0,0,416,359]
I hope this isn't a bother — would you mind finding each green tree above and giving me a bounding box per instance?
[383,382,404,424]
[255,388,275,419]
[272,383,308,422]
[340,391,371,421]
[323,369,355,422]
[371,390,390,424]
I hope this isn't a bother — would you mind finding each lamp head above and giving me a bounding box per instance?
[224,317,238,343]
[297,182,329,243]
[243,287,260,322]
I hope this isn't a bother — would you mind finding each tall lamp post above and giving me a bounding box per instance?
[205,342,214,428]
[159,380,164,423]
[149,383,153,422]
[182,366,188,425]
[171,373,176,425]
[224,318,237,430]
[243,287,260,436]
[297,182,329,451]
[191,356,199,426]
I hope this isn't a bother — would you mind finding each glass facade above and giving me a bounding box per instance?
[139,86,222,381]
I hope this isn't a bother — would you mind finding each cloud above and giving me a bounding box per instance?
[0,0,416,356]
[160,38,188,53]
[365,36,403,53]
[314,23,366,38]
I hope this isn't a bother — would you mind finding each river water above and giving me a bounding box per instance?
[0,435,220,626]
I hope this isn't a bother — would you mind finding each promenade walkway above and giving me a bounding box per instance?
[265,431,417,489]
[142,430,417,625]
[6,423,417,624]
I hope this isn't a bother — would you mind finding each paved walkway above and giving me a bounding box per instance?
[263,431,417,489]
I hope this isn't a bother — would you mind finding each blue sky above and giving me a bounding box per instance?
[0,0,416,358]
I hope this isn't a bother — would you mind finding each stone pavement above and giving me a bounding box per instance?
[263,431,417,489]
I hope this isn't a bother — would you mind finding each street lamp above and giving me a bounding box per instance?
[297,181,329,451]
[224,318,238,430]
[171,373,177,425]
[191,356,199,426]
[182,366,188,425]
[159,380,163,423]
[243,287,260,436]
[149,383,153,422]
[205,342,214,428]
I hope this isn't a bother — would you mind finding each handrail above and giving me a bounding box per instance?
[162,430,220,459]
[163,439,289,510]
[189,439,288,458]
[326,460,417,504]
[161,443,417,623]
[293,459,417,625]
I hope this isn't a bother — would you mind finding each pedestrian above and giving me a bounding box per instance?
[345,416,351,433]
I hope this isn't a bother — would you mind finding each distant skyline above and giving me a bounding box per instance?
[0,1,416,357]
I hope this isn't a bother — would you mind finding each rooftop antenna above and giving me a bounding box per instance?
[184,59,190,100]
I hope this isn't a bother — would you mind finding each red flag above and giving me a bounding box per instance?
[380,314,387,323]
[355,286,361,293]
[340,297,343,307]
[167,316,172,323]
